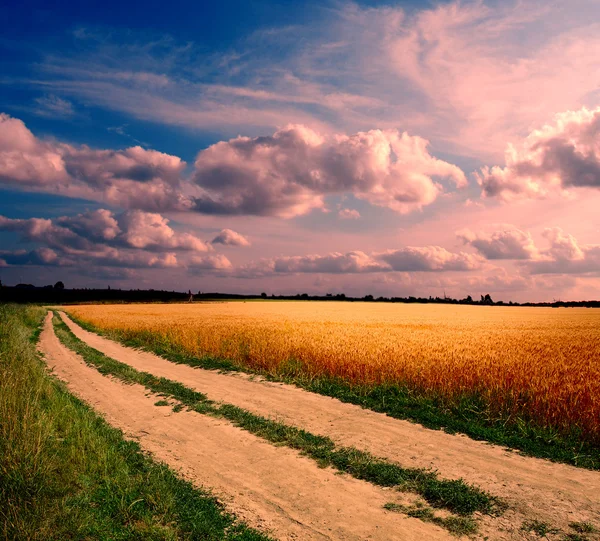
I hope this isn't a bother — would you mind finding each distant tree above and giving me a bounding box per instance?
[54,281,65,290]
[465,295,473,304]
[364,294,374,301]
[481,293,494,305]
[261,292,267,299]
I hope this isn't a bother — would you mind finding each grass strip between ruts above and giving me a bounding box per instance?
[0,304,271,541]
[52,310,503,534]
[65,312,600,471]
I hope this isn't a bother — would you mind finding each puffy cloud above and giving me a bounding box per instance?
[478,107,600,200]
[236,246,480,277]
[211,228,251,247]
[118,210,211,251]
[457,228,538,260]
[525,228,600,275]
[189,254,233,270]
[0,209,231,274]
[273,251,387,274]
[338,208,361,220]
[0,209,211,254]
[0,113,189,211]
[0,248,63,266]
[1,114,468,218]
[376,246,481,272]
[56,209,121,241]
[192,125,466,217]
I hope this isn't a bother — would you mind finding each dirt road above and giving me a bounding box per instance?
[58,310,600,538]
[40,312,456,541]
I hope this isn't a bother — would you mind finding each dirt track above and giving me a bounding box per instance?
[40,312,455,541]
[58,310,600,538]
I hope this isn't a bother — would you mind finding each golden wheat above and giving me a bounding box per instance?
[66,302,600,442]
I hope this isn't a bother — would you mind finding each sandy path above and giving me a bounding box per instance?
[60,311,600,537]
[40,313,453,541]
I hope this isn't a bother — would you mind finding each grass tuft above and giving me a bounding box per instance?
[384,502,478,536]
[569,521,597,534]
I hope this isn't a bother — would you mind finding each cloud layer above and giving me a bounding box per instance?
[237,246,481,277]
[0,114,467,218]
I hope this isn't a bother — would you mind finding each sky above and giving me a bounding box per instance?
[1,0,600,302]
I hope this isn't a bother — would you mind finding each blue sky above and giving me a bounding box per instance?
[1,0,600,300]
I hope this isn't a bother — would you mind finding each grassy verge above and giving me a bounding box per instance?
[53,312,502,534]
[67,315,599,471]
[0,304,271,541]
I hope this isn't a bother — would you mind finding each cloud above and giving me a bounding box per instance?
[0,209,228,274]
[236,245,481,277]
[189,254,233,270]
[211,228,251,247]
[20,1,600,162]
[338,208,361,220]
[457,228,538,260]
[33,95,75,118]
[0,113,189,211]
[478,107,600,200]
[0,248,63,266]
[376,246,481,272]
[192,125,466,217]
[0,209,211,254]
[525,227,600,275]
[273,251,387,274]
[118,210,211,251]
[0,114,467,218]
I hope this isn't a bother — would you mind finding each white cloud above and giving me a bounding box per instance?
[192,125,466,217]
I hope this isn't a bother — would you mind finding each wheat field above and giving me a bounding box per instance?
[66,302,600,444]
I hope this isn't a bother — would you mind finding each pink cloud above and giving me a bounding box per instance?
[273,251,386,274]
[381,1,600,157]
[235,245,481,277]
[525,228,600,275]
[457,227,538,260]
[192,125,466,217]
[0,113,190,211]
[189,254,233,270]
[377,246,481,272]
[0,209,231,273]
[211,229,251,247]
[0,209,211,254]
[478,107,600,200]
[118,210,211,251]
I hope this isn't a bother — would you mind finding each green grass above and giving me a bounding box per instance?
[68,315,600,470]
[569,521,597,534]
[521,519,559,537]
[52,311,502,525]
[0,304,271,541]
[383,502,478,536]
